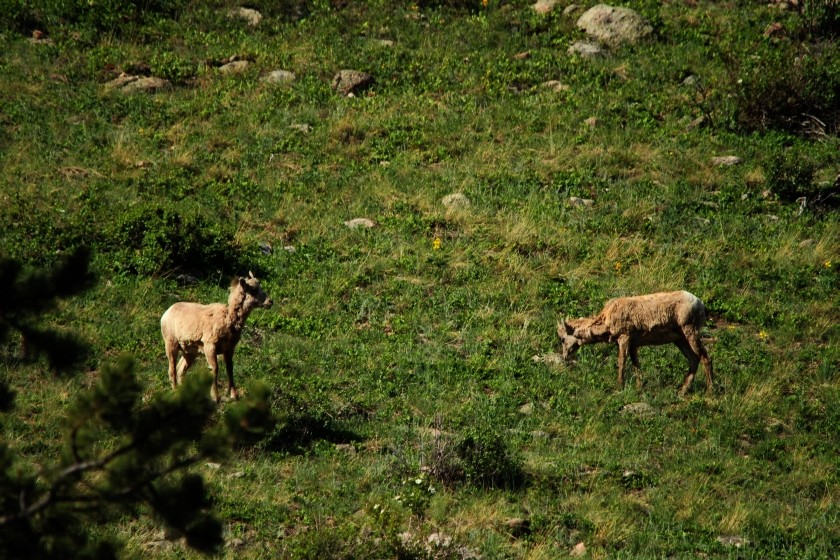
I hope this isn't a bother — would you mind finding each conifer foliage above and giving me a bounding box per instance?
[0,250,274,558]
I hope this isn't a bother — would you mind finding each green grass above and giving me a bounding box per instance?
[2,0,840,558]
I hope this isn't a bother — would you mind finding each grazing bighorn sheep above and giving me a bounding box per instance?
[557,290,713,395]
[161,272,272,402]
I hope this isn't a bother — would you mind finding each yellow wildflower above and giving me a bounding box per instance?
[433,237,442,250]
[614,261,622,272]
[825,260,832,269]
[758,330,768,340]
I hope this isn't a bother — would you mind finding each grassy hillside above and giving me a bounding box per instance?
[1,0,839,558]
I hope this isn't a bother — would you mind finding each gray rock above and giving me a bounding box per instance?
[533,0,560,14]
[576,4,653,47]
[263,69,296,84]
[219,60,250,74]
[332,70,373,96]
[711,155,743,166]
[229,7,262,26]
[543,80,570,92]
[344,218,376,229]
[569,196,595,207]
[621,402,655,417]
[442,193,470,208]
[120,76,171,93]
[532,352,565,365]
[104,74,140,91]
[717,535,748,548]
[567,40,607,59]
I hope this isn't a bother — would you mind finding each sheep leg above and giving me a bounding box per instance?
[223,350,238,400]
[675,337,700,397]
[616,335,630,390]
[630,345,642,390]
[684,327,713,394]
[204,345,221,403]
[176,352,196,385]
[165,340,180,389]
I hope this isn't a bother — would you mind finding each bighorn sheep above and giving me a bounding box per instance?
[557,291,713,395]
[161,272,272,402]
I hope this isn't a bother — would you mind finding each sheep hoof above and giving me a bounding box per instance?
[229,388,240,400]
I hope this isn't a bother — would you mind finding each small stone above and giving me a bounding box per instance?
[228,538,246,549]
[289,123,311,134]
[711,155,742,166]
[764,22,785,38]
[263,70,296,84]
[259,242,272,255]
[568,41,607,59]
[532,0,559,14]
[504,518,531,537]
[283,245,296,252]
[332,70,373,96]
[219,60,250,74]
[442,193,471,208]
[621,402,655,417]
[569,196,595,207]
[229,7,262,26]
[120,76,171,93]
[717,535,748,548]
[584,116,598,128]
[104,73,140,91]
[344,218,376,229]
[571,541,587,557]
[682,75,698,87]
[376,39,395,47]
[205,462,221,469]
[542,80,570,92]
[519,402,534,415]
[532,352,565,365]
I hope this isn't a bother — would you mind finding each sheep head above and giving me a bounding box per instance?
[237,271,273,310]
[557,319,583,360]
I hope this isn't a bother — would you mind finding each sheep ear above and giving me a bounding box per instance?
[559,319,574,336]
[249,270,255,279]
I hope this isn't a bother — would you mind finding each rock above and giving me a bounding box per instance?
[263,69,296,84]
[542,80,570,92]
[219,60,250,74]
[532,352,565,365]
[344,218,376,229]
[120,76,171,93]
[711,155,742,166]
[621,402,655,418]
[571,541,587,557]
[569,196,595,207]
[567,40,607,59]
[533,0,560,14]
[518,402,534,415]
[763,22,785,38]
[682,75,698,87]
[576,4,653,48]
[332,70,373,96]
[504,518,531,537]
[426,533,452,548]
[289,123,312,134]
[442,193,470,208]
[205,462,221,469]
[229,7,262,26]
[717,535,748,548]
[259,242,272,255]
[584,116,598,128]
[375,39,395,47]
[104,73,140,91]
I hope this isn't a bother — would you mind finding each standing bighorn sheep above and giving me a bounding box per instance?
[557,290,713,395]
[161,272,272,402]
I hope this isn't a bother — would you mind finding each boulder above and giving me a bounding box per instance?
[332,70,373,96]
[576,4,653,47]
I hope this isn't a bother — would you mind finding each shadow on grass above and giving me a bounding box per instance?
[259,413,364,455]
